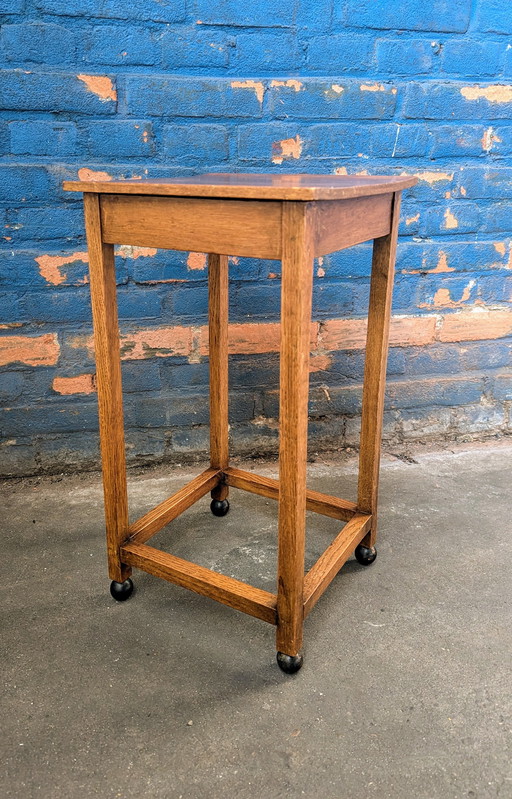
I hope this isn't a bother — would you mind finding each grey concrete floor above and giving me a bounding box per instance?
[1,443,511,799]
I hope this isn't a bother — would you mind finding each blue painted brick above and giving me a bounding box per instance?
[440,39,503,76]
[344,0,471,32]
[375,39,435,75]
[428,124,487,157]
[475,0,512,34]
[416,274,481,309]
[170,426,209,453]
[482,202,512,233]
[0,122,8,156]
[399,203,421,236]
[238,123,364,161]
[169,284,209,319]
[477,274,512,305]
[3,0,512,474]
[121,361,161,392]
[1,22,76,64]
[238,123,300,160]
[0,291,21,322]
[421,203,481,235]
[160,359,209,389]
[0,0,24,11]
[128,250,188,284]
[228,354,280,389]
[85,121,154,157]
[269,79,398,119]
[232,284,281,320]
[37,0,185,23]
[0,166,51,202]
[193,0,295,27]
[9,207,84,244]
[163,124,229,162]
[493,374,512,401]
[125,429,165,461]
[370,123,428,157]
[321,244,373,279]
[307,384,363,417]
[487,125,512,155]
[456,167,512,199]
[409,241,510,274]
[503,47,512,78]
[460,340,512,371]
[306,123,366,157]
[307,34,373,72]
[1,402,100,435]
[228,257,265,281]
[312,281,355,318]
[22,288,92,323]
[116,286,163,320]
[385,376,484,410]
[401,344,462,376]
[162,29,229,68]
[124,391,253,428]
[404,82,512,120]
[328,350,366,381]
[85,25,161,66]
[235,32,300,71]
[9,121,77,156]
[0,70,117,114]
[295,0,334,32]
[0,250,48,288]
[126,76,263,118]
[0,372,24,402]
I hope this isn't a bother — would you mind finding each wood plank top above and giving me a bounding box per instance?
[63,172,417,201]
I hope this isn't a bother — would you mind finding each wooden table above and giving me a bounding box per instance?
[64,172,417,674]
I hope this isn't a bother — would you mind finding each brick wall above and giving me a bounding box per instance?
[1,0,512,476]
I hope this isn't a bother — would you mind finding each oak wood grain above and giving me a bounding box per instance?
[224,466,358,522]
[313,194,392,256]
[121,541,277,625]
[99,194,282,259]
[357,191,402,548]
[303,513,372,617]
[64,172,417,201]
[275,202,315,656]
[83,192,130,583]
[208,254,229,501]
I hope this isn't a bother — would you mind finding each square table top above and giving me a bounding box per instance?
[63,172,417,201]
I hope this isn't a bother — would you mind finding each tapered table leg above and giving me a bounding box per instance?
[276,202,314,671]
[208,253,229,509]
[357,191,402,549]
[83,193,130,583]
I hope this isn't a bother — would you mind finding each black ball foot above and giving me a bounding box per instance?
[354,544,377,566]
[276,652,303,674]
[210,498,230,517]
[110,578,134,601]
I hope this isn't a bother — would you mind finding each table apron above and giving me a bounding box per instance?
[99,193,393,259]
[100,194,283,259]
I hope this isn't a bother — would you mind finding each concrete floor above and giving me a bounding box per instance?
[1,443,511,799]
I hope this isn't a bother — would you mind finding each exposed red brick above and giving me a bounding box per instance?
[309,354,332,372]
[186,252,207,270]
[119,326,194,359]
[438,309,512,342]
[320,315,437,350]
[0,333,59,367]
[199,322,318,356]
[52,374,96,395]
[35,251,88,285]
